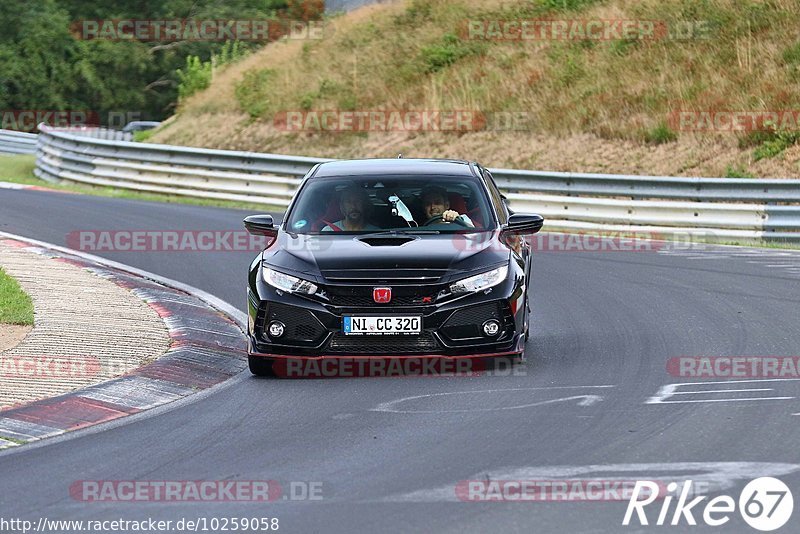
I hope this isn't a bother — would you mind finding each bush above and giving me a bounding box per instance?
[132,129,155,143]
[213,41,248,68]
[534,0,603,12]
[177,42,249,102]
[738,129,772,149]
[782,42,800,79]
[724,165,754,178]
[176,56,212,101]
[299,92,316,111]
[782,42,800,65]
[644,123,678,144]
[419,33,485,73]
[753,128,800,161]
[235,69,276,118]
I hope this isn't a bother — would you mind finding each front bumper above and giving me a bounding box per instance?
[247,274,525,360]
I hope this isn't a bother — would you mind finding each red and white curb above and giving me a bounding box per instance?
[0,233,247,450]
[0,181,65,193]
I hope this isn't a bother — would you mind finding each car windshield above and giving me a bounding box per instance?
[284,175,496,234]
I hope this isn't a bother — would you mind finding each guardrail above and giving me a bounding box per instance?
[0,129,38,155]
[35,125,326,207]
[33,124,800,242]
[74,128,133,142]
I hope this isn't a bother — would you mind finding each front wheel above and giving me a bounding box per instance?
[523,292,531,342]
[248,355,275,377]
[517,302,530,364]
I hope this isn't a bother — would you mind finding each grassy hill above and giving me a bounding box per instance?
[150,0,800,177]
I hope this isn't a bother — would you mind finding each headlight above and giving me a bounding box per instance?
[450,265,508,295]
[263,266,318,295]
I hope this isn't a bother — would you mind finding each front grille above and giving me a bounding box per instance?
[327,332,440,354]
[441,302,504,341]
[445,302,503,326]
[326,285,438,307]
[258,302,327,345]
[295,323,321,339]
[329,295,421,306]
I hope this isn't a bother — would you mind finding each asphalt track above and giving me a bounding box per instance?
[1,187,800,533]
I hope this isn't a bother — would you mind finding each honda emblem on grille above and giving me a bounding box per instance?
[373,287,392,303]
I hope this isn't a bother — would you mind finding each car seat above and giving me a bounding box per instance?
[448,192,468,215]
[449,192,484,228]
[312,198,344,231]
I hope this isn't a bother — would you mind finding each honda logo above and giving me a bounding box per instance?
[373,287,392,303]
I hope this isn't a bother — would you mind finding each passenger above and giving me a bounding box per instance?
[322,185,381,232]
[420,186,474,227]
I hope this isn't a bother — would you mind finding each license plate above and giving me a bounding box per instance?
[343,316,421,335]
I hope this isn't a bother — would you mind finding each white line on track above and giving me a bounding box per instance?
[671,388,773,394]
[647,378,800,405]
[371,385,615,413]
[650,397,794,404]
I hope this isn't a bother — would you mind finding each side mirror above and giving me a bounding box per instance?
[243,214,278,238]
[504,213,544,235]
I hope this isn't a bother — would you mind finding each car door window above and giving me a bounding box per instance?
[482,169,508,223]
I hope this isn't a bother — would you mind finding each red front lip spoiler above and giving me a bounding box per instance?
[248,350,522,360]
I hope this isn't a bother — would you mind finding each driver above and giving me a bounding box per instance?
[420,186,474,227]
[322,185,380,232]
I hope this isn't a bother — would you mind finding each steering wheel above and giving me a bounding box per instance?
[424,214,470,227]
[423,215,446,226]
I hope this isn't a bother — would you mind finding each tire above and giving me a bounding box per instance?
[248,355,275,377]
[521,286,532,343]
[517,295,530,364]
[523,260,532,343]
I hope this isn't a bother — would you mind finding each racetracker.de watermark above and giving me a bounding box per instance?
[668,110,800,132]
[523,233,666,252]
[456,479,673,502]
[456,231,679,253]
[667,356,800,378]
[462,19,712,41]
[66,230,672,253]
[71,19,323,41]
[66,230,715,254]
[271,356,525,378]
[69,480,324,502]
[0,110,99,132]
[0,355,106,379]
[66,230,272,253]
[273,110,535,132]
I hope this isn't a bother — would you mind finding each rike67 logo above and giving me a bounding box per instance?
[624,477,793,531]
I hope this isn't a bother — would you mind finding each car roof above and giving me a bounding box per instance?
[310,158,480,178]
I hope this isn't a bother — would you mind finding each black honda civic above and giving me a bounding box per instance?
[243,158,543,376]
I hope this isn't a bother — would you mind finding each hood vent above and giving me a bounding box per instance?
[357,236,416,247]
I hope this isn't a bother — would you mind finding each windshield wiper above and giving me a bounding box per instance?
[396,229,440,234]
[359,229,440,236]
[361,227,441,237]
